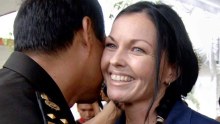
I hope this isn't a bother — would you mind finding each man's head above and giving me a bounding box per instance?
[14,0,105,53]
[77,103,96,122]
[13,0,105,105]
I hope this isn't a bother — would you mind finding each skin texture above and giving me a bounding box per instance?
[101,13,176,124]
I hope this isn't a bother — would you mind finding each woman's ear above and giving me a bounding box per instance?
[160,53,179,86]
[164,64,178,86]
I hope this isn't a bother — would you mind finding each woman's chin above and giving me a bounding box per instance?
[108,93,124,102]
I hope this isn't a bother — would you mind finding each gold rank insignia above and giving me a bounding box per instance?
[45,100,60,111]
[47,113,56,119]
[48,121,55,124]
[60,119,68,124]
[41,93,49,100]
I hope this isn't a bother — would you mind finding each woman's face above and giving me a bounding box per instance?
[101,13,158,103]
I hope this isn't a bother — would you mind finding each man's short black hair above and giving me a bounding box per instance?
[14,0,105,53]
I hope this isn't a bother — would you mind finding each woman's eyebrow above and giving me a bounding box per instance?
[108,35,116,42]
[108,35,153,48]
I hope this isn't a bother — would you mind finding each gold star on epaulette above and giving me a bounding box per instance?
[60,119,68,124]
[48,121,55,124]
[47,113,56,119]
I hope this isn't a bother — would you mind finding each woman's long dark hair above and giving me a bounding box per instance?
[115,1,199,123]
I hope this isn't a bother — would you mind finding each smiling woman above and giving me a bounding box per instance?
[101,1,220,124]
[102,12,157,104]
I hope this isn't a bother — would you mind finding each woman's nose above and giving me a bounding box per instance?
[109,49,126,67]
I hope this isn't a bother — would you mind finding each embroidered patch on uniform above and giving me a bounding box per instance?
[45,100,60,111]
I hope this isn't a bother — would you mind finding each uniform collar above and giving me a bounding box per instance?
[3,51,75,123]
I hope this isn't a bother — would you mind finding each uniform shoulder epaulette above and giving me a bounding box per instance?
[35,91,69,124]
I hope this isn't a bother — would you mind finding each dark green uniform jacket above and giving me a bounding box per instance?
[0,51,76,124]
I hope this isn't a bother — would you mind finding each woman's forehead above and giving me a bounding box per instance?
[111,13,157,46]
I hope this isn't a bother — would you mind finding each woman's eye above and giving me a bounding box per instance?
[132,47,145,53]
[105,43,116,49]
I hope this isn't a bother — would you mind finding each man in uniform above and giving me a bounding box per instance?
[0,0,105,123]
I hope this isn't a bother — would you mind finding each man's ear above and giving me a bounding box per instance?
[81,16,93,49]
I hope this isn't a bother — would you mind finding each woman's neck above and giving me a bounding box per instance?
[124,89,167,124]
[124,100,158,124]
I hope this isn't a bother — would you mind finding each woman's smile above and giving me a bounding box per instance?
[110,74,134,82]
